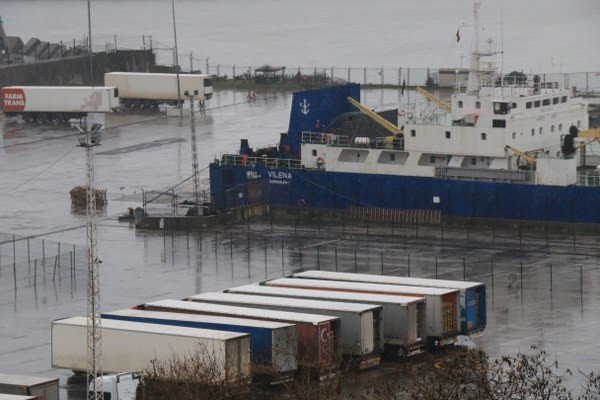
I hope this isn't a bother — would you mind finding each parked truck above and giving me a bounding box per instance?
[189,291,383,369]
[293,270,487,336]
[51,316,252,382]
[0,86,119,122]
[0,374,59,400]
[265,278,461,348]
[89,372,141,400]
[101,309,297,379]
[104,72,213,107]
[226,284,426,356]
[139,299,340,377]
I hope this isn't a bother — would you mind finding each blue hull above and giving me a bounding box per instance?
[210,163,600,224]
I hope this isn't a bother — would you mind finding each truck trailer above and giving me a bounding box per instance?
[139,299,340,376]
[51,316,252,382]
[0,86,119,122]
[104,72,213,107]
[101,308,297,378]
[188,291,383,369]
[0,374,59,400]
[264,278,461,347]
[293,270,486,335]
[226,284,425,356]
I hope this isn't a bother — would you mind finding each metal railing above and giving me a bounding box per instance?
[576,173,600,187]
[219,154,302,169]
[301,131,405,150]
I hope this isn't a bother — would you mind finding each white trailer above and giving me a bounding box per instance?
[104,72,213,107]
[265,278,461,347]
[188,291,383,369]
[225,284,425,356]
[293,270,487,336]
[0,374,59,400]
[51,316,252,382]
[0,86,119,122]
[101,308,297,378]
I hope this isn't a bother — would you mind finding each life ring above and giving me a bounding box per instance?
[316,157,325,167]
[297,198,306,207]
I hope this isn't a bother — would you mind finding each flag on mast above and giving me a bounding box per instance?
[456,29,460,42]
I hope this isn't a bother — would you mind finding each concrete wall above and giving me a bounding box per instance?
[0,49,155,88]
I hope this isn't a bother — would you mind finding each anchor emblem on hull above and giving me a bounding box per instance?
[300,99,310,115]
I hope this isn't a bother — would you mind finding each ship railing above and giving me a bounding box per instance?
[576,173,600,187]
[301,131,405,150]
[219,154,302,169]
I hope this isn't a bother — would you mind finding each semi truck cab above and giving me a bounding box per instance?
[89,372,141,400]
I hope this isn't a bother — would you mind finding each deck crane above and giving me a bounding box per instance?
[346,97,403,136]
[415,87,452,113]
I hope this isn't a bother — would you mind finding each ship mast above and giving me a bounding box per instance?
[466,1,482,94]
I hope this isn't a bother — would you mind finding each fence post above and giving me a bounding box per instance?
[435,255,438,279]
[580,265,583,311]
[281,239,284,275]
[190,51,193,72]
[317,246,320,270]
[398,67,401,86]
[354,251,357,273]
[463,257,466,281]
[380,67,384,85]
[407,254,410,277]
[264,237,267,278]
[330,66,334,81]
[407,68,411,86]
[217,64,220,78]
[363,67,367,85]
[549,263,552,291]
[335,247,338,271]
[491,258,494,288]
[114,34,118,51]
[233,64,236,78]
[347,67,351,83]
[206,58,210,75]
[381,253,384,275]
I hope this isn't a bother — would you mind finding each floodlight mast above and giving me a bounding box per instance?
[77,122,103,400]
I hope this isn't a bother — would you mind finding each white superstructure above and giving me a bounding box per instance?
[300,2,589,187]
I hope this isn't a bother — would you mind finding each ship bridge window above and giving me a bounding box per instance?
[553,97,559,104]
[526,102,532,109]
[531,129,535,136]
[481,132,487,140]
[578,120,581,128]
[534,100,541,107]
[559,123,563,131]
[445,131,451,139]
[561,96,568,103]
[475,101,481,109]
[539,127,543,134]
[113,88,119,98]
[551,125,555,133]
[492,119,506,128]
[511,102,517,109]
[410,129,416,137]
[493,102,509,115]
[542,99,551,106]
[458,101,463,108]
[512,132,516,139]
[312,149,317,156]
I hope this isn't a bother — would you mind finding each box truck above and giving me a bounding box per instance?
[101,309,297,379]
[51,316,252,382]
[265,278,461,347]
[293,270,486,335]
[226,284,425,356]
[189,291,383,369]
[0,374,59,400]
[104,72,213,107]
[139,299,340,377]
[1,86,119,122]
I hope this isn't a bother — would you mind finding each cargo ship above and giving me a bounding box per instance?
[209,2,600,225]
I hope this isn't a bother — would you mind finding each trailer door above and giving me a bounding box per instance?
[360,311,374,354]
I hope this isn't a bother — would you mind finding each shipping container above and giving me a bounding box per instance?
[51,316,252,382]
[139,299,340,375]
[101,308,297,378]
[265,278,460,347]
[188,291,382,369]
[0,374,59,400]
[104,72,213,105]
[0,86,119,122]
[0,395,38,400]
[226,284,425,356]
[294,270,486,335]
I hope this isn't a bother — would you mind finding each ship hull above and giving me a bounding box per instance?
[210,163,600,224]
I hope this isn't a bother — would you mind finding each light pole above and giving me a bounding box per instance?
[171,0,182,118]
[185,90,201,212]
[76,122,103,400]
[87,0,93,82]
